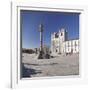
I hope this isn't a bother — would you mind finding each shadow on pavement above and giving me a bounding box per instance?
[22,63,42,78]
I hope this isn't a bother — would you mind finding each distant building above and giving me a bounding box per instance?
[34,45,50,55]
[22,48,35,54]
[51,28,79,55]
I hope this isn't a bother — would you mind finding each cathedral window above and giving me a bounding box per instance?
[75,41,77,46]
[56,49,57,52]
[75,41,77,51]
[55,33,58,38]
[61,32,63,36]
[68,42,70,47]
[68,47,69,51]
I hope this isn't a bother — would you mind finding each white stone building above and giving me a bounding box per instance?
[51,28,79,55]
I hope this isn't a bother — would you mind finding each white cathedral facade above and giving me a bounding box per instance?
[51,28,79,55]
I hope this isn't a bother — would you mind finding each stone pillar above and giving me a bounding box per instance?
[39,24,43,52]
[38,24,44,59]
[38,24,51,59]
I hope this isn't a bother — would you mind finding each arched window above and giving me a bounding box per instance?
[75,41,77,51]
[68,42,69,47]
[61,32,63,36]
[56,49,57,52]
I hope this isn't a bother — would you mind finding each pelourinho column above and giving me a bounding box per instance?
[39,24,43,52]
[38,24,44,59]
[38,24,51,59]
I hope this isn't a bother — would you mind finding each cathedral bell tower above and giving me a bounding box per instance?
[59,28,67,43]
[59,28,68,54]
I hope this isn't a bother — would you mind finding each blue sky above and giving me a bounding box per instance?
[21,10,80,49]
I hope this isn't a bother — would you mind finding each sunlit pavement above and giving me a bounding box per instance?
[22,53,79,78]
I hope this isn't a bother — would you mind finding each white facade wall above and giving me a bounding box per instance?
[63,40,79,54]
[51,28,79,55]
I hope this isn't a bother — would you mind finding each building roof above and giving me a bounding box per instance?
[65,38,79,41]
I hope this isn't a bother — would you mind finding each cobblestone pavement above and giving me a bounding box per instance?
[22,53,79,78]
